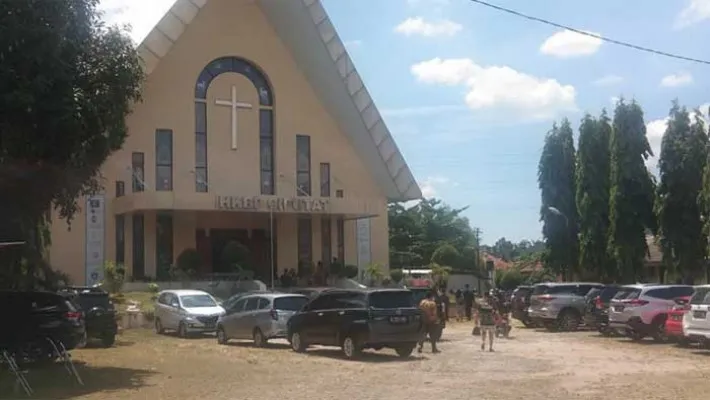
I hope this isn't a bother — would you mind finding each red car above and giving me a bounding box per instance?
[665,296,692,344]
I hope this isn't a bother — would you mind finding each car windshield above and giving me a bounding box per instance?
[369,291,415,308]
[690,287,710,305]
[612,287,638,300]
[532,285,550,295]
[274,296,308,311]
[180,294,217,308]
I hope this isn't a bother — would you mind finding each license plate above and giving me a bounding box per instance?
[389,316,408,324]
[694,311,706,319]
[613,306,624,312]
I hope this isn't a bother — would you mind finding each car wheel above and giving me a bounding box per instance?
[253,328,267,347]
[629,330,645,341]
[394,343,416,358]
[557,310,580,332]
[652,317,669,343]
[216,326,228,345]
[341,335,362,360]
[290,331,306,353]
[178,322,189,338]
[155,318,165,334]
[521,320,534,328]
[101,333,116,348]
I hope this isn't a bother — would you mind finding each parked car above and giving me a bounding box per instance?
[682,284,710,346]
[0,290,86,362]
[59,286,118,347]
[510,285,533,327]
[154,289,225,338]
[288,287,333,300]
[287,288,423,359]
[221,290,276,310]
[216,293,308,346]
[608,284,694,341]
[528,282,603,331]
[665,295,693,345]
[583,284,623,335]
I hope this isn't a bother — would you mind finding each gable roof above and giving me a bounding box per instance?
[137,0,421,202]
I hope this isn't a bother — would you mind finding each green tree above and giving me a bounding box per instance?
[0,0,143,288]
[388,199,484,276]
[576,112,612,281]
[497,268,524,290]
[431,243,460,267]
[657,101,708,283]
[608,100,657,282]
[538,119,579,279]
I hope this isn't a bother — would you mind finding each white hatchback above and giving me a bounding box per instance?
[683,285,710,344]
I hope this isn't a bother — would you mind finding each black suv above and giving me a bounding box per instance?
[583,284,622,335]
[510,285,533,327]
[60,286,118,347]
[0,290,86,361]
[287,288,423,359]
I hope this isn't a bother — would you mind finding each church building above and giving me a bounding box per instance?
[48,0,421,286]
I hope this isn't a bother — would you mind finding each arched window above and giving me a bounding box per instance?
[194,56,274,194]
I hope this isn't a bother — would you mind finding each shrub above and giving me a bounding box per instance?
[343,264,358,279]
[389,268,404,284]
[103,261,126,294]
[175,248,202,279]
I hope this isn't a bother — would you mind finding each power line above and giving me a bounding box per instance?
[468,0,710,66]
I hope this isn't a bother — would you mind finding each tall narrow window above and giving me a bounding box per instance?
[131,152,145,192]
[156,213,173,280]
[260,110,275,194]
[296,135,311,196]
[194,57,274,194]
[132,214,145,278]
[337,218,345,263]
[297,217,312,264]
[321,217,332,268]
[115,215,125,265]
[155,129,173,191]
[320,163,330,197]
[115,181,125,198]
[195,102,208,192]
[336,189,344,198]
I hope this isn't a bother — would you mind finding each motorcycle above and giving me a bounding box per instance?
[495,313,512,338]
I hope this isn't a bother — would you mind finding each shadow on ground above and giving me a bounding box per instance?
[226,341,291,350]
[302,348,424,363]
[0,361,156,400]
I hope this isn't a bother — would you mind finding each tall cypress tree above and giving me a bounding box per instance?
[539,119,579,279]
[608,100,656,282]
[658,101,708,283]
[576,112,612,281]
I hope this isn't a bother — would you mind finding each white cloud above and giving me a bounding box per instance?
[594,75,624,86]
[540,30,603,58]
[99,0,175,43]
[394,17,462,37]
[660,72,694,87]
[344,40,363,49]
[674,0,710,29]
[411,57,577,119]
[610,96,620,107]
[420,176,452,198]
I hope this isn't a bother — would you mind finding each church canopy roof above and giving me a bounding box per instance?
[136,0,422,202]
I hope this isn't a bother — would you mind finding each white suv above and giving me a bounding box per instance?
[683,285,710,345]
[608,284,694,341]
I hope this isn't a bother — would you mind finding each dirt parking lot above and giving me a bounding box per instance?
[5,323,710,400]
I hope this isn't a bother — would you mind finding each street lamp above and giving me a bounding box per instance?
[546,206,569,227]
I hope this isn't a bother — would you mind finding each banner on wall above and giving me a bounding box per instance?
[356,218,371,281]
[85,195,106,286]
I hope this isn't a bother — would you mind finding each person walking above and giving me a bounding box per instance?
[418,290,441,354]
[475,292,498,352]
[455,289,464,321]
[463,284,474,321]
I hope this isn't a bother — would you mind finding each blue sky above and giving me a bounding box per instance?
[102,0,710,245]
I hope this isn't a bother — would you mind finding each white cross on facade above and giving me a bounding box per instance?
[215,85,253,150]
